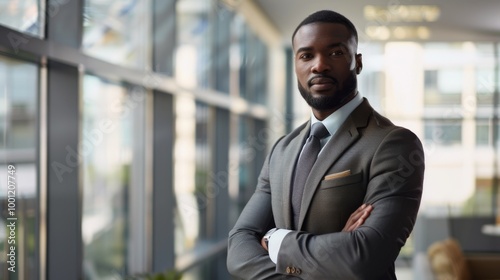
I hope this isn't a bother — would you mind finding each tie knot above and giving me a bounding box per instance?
[310,122,329,139]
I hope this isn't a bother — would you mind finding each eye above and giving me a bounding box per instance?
[298,52,313,60]
[330,49,344,56]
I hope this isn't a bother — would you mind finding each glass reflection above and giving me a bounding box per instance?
[232,115,267,238]
[214,3,232,94]
[0,55,38,279]
[174,96,213,256]
[424,69,463,105]
[83,0,151,69]
[237,20,268,105]
[175,0,212,89]
[476,43,496,105]
[0,0,43,37]
[82,75,144,279]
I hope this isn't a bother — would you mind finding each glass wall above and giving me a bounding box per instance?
[0,0,274,279]
[236,17,269,105]
[175,0,213,89]
[83,0,151,69]
[0,0,44,37]
[174,98,213,257]
[0,55,38,280]
[213,3,232,94]
[237,117,267,213]
[172,3,271,277]
[82,75,146,279]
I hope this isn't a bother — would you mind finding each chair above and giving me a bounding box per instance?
[427,238,500,280]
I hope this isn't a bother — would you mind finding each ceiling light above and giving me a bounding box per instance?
[364,26,431,40]
[364,5,440,22]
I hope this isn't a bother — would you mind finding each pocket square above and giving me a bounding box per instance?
[324,170,351,181]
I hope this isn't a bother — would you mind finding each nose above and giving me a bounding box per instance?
[311,55,331,73]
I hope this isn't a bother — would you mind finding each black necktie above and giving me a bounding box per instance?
[292,122,330,229]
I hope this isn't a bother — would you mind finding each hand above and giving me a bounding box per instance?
[342,204,373,232]
[261,237,268,251]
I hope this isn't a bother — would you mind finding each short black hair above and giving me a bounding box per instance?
[291,10,358,45]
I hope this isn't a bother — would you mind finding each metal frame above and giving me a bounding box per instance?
[0,25,268,121]
[46,60,82,279]
[152,91,175,273]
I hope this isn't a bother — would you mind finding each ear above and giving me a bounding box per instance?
[355,53,363,74]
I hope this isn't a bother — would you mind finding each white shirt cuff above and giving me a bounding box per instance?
[268,229,292,264]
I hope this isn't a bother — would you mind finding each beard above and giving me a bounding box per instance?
[298,73,357,111]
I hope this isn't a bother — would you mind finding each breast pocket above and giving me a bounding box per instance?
[320,171,363,189]
[306,172,365,233]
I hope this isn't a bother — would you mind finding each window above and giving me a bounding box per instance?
[237,117,266,214]
[174,97,214,256]
[0,55,39,279]
[214,3,232,94]
[238,23,269,105]
[424,69,463,105]
[0,0,44,37]
[0,1,273,279]
[419,43,500,222]
[424,119,462,146]
[81,75,146,279]
[476,121,491,146]
[82,0,151,69]
[476,68,495,105]
[175,0,213,89]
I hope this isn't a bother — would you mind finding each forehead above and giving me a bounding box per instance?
[293,22,353,51]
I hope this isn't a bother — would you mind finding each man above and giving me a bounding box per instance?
[227,10,424,279]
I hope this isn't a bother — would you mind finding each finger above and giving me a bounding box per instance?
[357,206,372,221]
[347,214,364,231]
[357,206,373,224]
[364,204,373,213]
[344,208,366,230]
[362,205,373,218]
[347,206,373,231]
[343,216,358,232]
[343,204,374,232]
[350,204,367,219]
[360,208,370,219]
[355,205,371,218]
[349,219,364,231]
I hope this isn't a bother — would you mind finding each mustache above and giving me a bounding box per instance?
[307,74,338,87]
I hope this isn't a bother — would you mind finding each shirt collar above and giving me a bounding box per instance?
[310,92,363,137]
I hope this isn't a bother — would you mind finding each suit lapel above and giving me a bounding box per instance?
[282,123,310,229]
[298,100,372,229]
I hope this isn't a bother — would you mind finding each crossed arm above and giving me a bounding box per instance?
[260,204,373,250]
[227,128,424,279]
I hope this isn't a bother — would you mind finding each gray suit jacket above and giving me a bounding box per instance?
[227,99,425,279]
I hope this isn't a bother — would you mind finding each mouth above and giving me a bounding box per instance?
[308,76,337,91]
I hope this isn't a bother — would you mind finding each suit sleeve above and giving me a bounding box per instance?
[227,138,301,279]
[275,127,425,279]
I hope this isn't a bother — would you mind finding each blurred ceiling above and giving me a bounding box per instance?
[253,0,500,46]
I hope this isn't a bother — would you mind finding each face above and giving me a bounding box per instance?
[293,22,362,119]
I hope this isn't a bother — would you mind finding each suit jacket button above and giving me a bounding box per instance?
[286,267,291,274]
[290,267,296,274]
[296,268,301,274]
